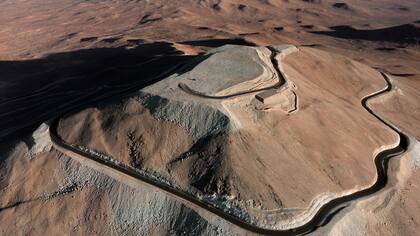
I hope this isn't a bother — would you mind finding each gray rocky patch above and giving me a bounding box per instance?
[57,154,241,235]
[137,92,230,141]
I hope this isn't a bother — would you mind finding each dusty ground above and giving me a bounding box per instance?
[0,134,245,235]
[55,45,399,229]
[1,0,419,140]
[0,0,419,234]
[312,139,420,236]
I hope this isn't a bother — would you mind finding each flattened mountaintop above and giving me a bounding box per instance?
[57,45,399,229]
[180,46,275,95]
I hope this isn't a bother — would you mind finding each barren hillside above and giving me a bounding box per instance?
[0,0,419,235]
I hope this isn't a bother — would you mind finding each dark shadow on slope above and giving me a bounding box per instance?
[0,42,196,142]
[389,73,417,77]
[332,2,350,10]
[302,206,347,235]
[179,38,256,47]
[317,206,347,227]
[301,44,322,47]
[171,205,209,235]
[310,24,420,45]
[375,47,397,52]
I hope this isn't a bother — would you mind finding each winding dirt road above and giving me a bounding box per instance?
[49,50,409,235]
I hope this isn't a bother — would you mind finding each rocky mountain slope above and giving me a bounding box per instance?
[1,0,419,235]
[55,44,400,230]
